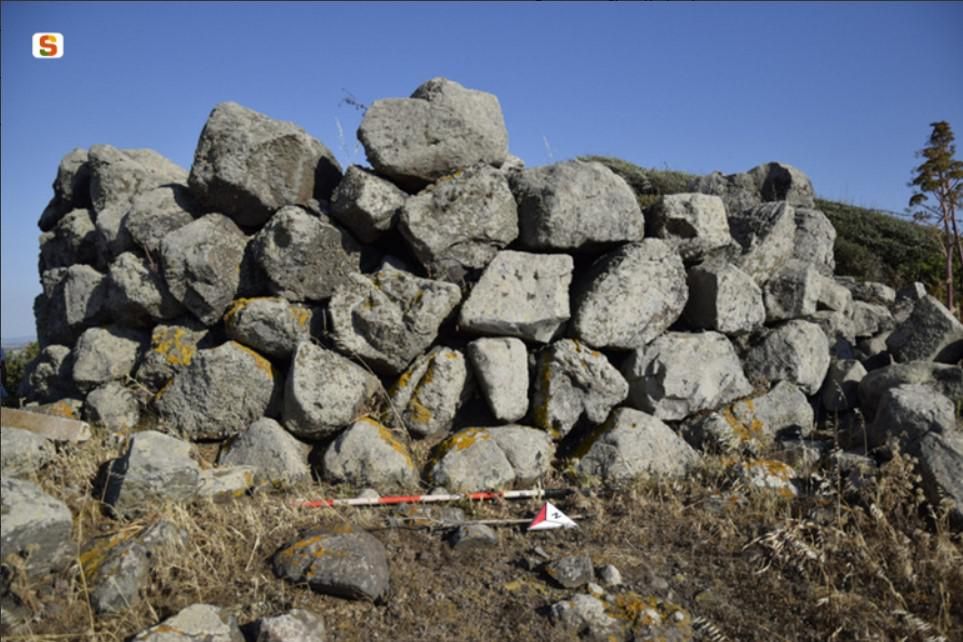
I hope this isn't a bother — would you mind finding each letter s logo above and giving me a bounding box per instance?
[39,34,58,57]
[33,33,64,59]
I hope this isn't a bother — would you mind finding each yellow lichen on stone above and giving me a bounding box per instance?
[222,297,254,324]
[437,427,490,456]
[154,377,174,400]
[153,327,196,367]
[289,305,311,328]
[722,399,764,443]
[606,591,690,630]
[361,416,416,468]
[231,342,274,379]
[79,528,140,579]
[48,400,78,419]
[276,534,325,564]
[406,395,433,426]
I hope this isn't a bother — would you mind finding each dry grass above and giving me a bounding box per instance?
[3,429,961,641]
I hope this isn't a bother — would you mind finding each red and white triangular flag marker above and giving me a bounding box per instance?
[527,501,578,531]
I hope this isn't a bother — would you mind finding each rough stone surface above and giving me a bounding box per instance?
[820,359,868,412]
[120,184,197,257]
[622,331,752,421]
[749,162,816,208]
[358,77,508,187]
[577,408,699,481]
[160,213,248,325]
[736,459,798,497]
[399,164,518,280]
[189,101,342,227]
[88,145,187,216]
[886,295,963,364]
[330,165,407,243]
[39,208,100,271]
[917,431,963,527]
[683,261,765,335]
[763,261,850,322]
[282,342,378,439]
[155,341,278,440]
[531,339,628,438]
[218,418,311,484]
[135,321,209,391]
[35,264,108,346]
[196,465,256,499]
[691,170,761,214]
[571,240,687,350]
[743,320,831,395]
[728,202,796,284]
[544,555,594,589]
[458,250,573,343]
[598,564,622,587]
[255,609,326,642]
[549,594,620,639]
[511,160,644,250]
[792,208,836,274]
[448,524,498,551]
[39,148,92,232]
[0,428,55,478]
[107,252,183,326]
[322,417,419,489]
[858,362,963,420]
[130,603,244,642]
[330,265,461,374]
[466,337,529,423]
[71,325,146,391]
[85,381,141,431]
[252,205,363,303]
[273,528,390,601]
[0,477,73,579]
[223,296,314,359]
[868,384,956,449]
[429,426,555,491]
[849,301,895,339]
[840,278,897,306]
[17,344,74,402]
[646,193,732,262]
[388,348,469,438]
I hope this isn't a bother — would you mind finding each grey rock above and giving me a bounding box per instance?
[544,555,594,589]
[749,162,816,208]
[810,309,858,348]
[763,261,850,322]
[647,193,732,262]
[0,477,73,579]
[160,213,248,325]
[459,250,573,343]
[196,465,256,499]
[134,321,209,391]
[388,348,469,438]
[33,398,85,420]
[330,165,407,243]
[188,101,342,227]
[622,331,752,421]
[577,407,699,481]
[85,381,141,431]
[252,205,362,302]
[868,384,956,449]
[106,252,183,326]
[322,417,419,490]
[512,160,643,250]
[858,362,962,420]
[792,208,836,274]
[549,594,620,639]
[743,320,830,395]
[683,261,765,335]
[0,428,55,477]
[690,169,761,214]
[130,603,244,642]
[736,459,798,497]
[329,265,461,374]
[121,184,197,257]
[155,341,278,440]
[255,609,326,642]
[218,418,311,484]
[88,145,187,216]
[849,301,895,339]
[598,564,622,587]
[38,148,92,231]
[467,337,529,423]
[571,240,687,349]
[843,279,897,306]
[224,296,314,359]
[273,528,389,601]
[886,295,963,363]
[17,345,74,402]
[102,430,202,518]
[428,425,555,491]
[35,264,108,346]
[897,282,928,302]
[728,201,797,284]
[39,208,99,271]
[399,164,518,280]
[282,342,378,439]
[917,431,963,527]
[532,339,628,438]
[358,77,508,187]
[448,524,497,551]
[820,359,867,412]
[71,325,146,392]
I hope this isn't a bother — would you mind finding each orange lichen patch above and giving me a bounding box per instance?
[79,527,141,578]
[153,327,197,367]
[151,625,185,634]
[47,400,78,419]
[230,342,274,379]
[745,458,794,479]
[289,305,312,328]
[606,592,690,629]
[276,534,325,564]
[435,428,491,459]
[389,366,416,397]
[361,416,416,468]
[406,395,433,427]
[222,297,254,324]
[722,400,765,443]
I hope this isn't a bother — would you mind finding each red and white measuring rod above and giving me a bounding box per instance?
[299,488,572,509]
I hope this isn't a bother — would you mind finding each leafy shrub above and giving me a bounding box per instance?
[2,341,39,406]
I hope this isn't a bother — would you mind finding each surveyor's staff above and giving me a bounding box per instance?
[299,487,572,509]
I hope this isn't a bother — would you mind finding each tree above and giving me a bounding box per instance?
[909,121,963,315]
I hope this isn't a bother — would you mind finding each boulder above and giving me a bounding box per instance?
[571,240,687,350]
[387,348,469,438]
[154,341,278,440]
[447,524,498,551]
[690,170,761,214]
[38,148,92,231]
[728,202,796,284]
[577,408,699,481]
[39,208,99,271]
[792,208,836,274]
[466,337,529,423]
[188,101,342,227]
[358,77,508,187]
[428,426,555,491]
[101,431,202,518]
[282,342,379,440]
[0,477,73,579]
[917,431,963,527]
[106,251,183,326]
[196,465,256,500]
[322,417,419,489]
[71,325,146,392]
[511,160,643,250]
[532,339,628,438]
[120,184,197,257]
[85,381,141,431]
[254,609,326,642]
[841,279,897,306]
[621,331,752,421]
[459,250,573,343]
[223,297,314,359]
[0,428,55,477]
[252,205,362,302]
[17,344,74,402]
[886,295,963,363]
[273,528,389,601]
[682,261,765,335]
[868,384,956,449]
[130,604,244,642]
[820,359,867,413]
[762,261,851,322]
[330,165,407,243]
[135,320,209,391]
[735,459,798,497]
[743,320,830,395]
[858,362,962,420]
[849,301,895,339]
[544,555,594,589]
[35,264,108,346]
[549,594,620,640]
[646,193,732,262]
[329,265,461,374]
[160,213,247,325]
[748,162,816,208]
[399,164,518,280]
[218,418,311,484]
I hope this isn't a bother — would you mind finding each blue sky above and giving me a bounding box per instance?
[2,1,962,339]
